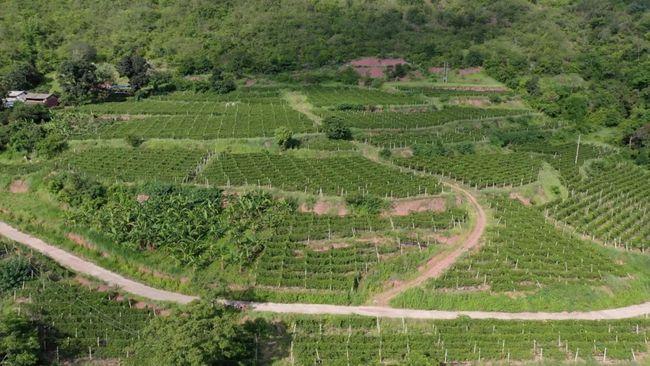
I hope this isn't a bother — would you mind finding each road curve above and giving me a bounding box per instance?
[1,221,649,320]
[371,182,487,305]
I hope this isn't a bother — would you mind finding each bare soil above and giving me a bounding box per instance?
[66,233,96,251]
[299,200,348,216]
[386,197,446,217]
[509,192,531,206]
[9,180,28,193]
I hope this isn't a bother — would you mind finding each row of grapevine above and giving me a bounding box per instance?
[428,196,626,292]
[304,86,425,107]
[89,102,314,139]
[287,316,649,364]
[59,147,208,184]
[394,152,543,189]
[198,153,442,198]
[325,106,528,129]
[547,162,649,251]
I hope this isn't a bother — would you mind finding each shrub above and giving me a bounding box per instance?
[274,126,298,150]
[379,148,391,159]
[345,193,387,215]
[0,257,34,292]
[125,134,145,147]
[322,116,352,140]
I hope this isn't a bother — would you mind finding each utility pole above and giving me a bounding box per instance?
[443,61,449,83]
[574,134,581,165]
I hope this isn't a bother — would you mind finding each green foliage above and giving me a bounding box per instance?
[58,58,99,103]
[35,132,68,158]
[128,301,266,366]
[378,148,391,159]
[1,63,43,91]
[0,257,34,292]
[125,134,145,148]
[6,103,51,124]
[117,55,150,91]
[46,171,107,209]
[0,312,40,366]
[209,68,236,94]
[274,126,297,150]
[345,194,387,215]
[322,115,352,140]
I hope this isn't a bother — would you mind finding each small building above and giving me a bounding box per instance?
[3,90,27,108]
[348,57,409,79]
[24,93,59,107]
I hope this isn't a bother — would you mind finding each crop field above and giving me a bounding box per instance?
[76,99,229,115]
[153,88,285,103]
[397,85,511,97]
[324,106,528,129]
[395,152,543,188]
[59,147,208,183]
[548,162,649,251]
[304,86,425,107]
[513,142,611,177]
[26,281,154,359]
[199,153,441,197]
[256,209,466,293]
[278,208,467,241]
[412,197,625,294]
[288,316,649,364]
[93,103,314,139]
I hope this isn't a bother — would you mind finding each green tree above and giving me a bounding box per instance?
[210,68,236,94]
[561,94,589,122]
[58,59,99,103]
[128,302,258,366]
[117,55,151,91]
[35,132,68,158]
[1,63,43,90]
[0,312,40,366]
[322,115,352,140]
[274,126,296,150]
[9,103,51,124]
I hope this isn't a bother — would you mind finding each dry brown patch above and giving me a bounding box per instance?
[66,233,96,251]
[9,180,28,193]
[136,194,150,203]
[98,114,147,121]
[74,275,94,288]
[451,97,489,107]
[138,266,174,281]
[433,234,460,245]
[509,192,531,206]
[309,242,352,252]
[436,284,490,293]
[299,200,348,216]
[386,197,446,217]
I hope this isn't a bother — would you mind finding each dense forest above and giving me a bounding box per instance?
[1,0,648,138]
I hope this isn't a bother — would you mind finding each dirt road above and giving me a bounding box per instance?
[1,214,649,320]
[371,182,487,305]
[0,222,197,304]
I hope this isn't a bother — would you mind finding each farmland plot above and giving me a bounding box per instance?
[394,152,543,188]
[95,103,314,139]
[59,147,208,183]
[198,153,441,197]
[304,86,425,107]
[325,106,528,129]
[289,316,649,364]
[548,162,649,251]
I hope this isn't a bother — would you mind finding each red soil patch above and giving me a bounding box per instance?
[138,266,175,281]
[386,197,446,217]
[66,233,96,251]
[9,180,28,193]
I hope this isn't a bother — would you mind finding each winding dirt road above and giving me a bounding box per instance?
[1,182,649,320]
[371,182,486,305]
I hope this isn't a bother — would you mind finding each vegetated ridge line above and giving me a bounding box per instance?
[371,182,486,305]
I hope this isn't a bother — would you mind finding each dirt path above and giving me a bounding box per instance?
[1,221,648,319]
[371,182,487,305]
[0,222,197,304]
